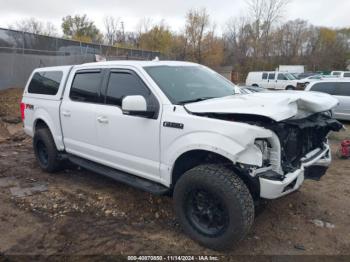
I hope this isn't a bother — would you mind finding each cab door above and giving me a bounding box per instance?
[94,69,162,182]
[60,69,104,160]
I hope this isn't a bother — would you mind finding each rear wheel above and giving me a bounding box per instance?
[33,128,63,172]
[173,164,254,251]
[286,86,295,90]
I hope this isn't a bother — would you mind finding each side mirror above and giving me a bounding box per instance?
[122,95,154,118]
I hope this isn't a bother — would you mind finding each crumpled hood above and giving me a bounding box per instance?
[184,91,339,122]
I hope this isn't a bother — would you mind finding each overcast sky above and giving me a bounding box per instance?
[1,0,349,34]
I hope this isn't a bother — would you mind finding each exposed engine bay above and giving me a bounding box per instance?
[193,112,343,174]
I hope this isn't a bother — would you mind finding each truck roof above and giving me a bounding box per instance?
[32,60,200,72]
[81,60,199,68]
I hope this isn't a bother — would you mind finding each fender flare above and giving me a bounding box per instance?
[33,108,64,151]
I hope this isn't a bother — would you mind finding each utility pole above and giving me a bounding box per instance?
[121,21,125,44]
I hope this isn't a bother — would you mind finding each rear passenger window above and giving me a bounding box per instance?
[268,74,275,80]
[262,73,268,80]
[333,82,350,96]
[70,71,102,103]
[28,71,63,95]
[343,73,350,78]
[310,82,334,95]
[106,72,150,107]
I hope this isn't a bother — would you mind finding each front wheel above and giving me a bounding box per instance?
[173,164,254,251]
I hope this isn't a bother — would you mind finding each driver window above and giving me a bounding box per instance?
[106,72,150,107]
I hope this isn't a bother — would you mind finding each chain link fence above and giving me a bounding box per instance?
[0,28,160,90]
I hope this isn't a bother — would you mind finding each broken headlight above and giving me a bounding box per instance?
[255,139,271,166]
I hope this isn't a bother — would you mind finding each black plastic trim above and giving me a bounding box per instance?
[68,154,169,195]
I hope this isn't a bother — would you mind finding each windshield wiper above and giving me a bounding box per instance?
[177,97,217,105]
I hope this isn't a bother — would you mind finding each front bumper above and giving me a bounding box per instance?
[259,144,331,199]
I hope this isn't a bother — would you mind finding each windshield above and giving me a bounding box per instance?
[144,66,236,104]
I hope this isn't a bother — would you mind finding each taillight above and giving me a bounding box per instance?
[20,102,25,121]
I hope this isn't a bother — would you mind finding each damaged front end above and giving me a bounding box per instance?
[195,112,343,199]
[184,91,343,199]
[245,112,342,198]
[266,112,343,175]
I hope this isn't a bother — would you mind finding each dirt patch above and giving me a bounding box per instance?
[0,88,23,118]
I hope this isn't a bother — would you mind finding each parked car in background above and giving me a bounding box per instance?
[299,75,324,86]
[295,72,319,79]
[331,71,343,77]
[330,71,350,78]
[301,75,323,81]
[342,72,350,78]
[305,80,350,121]
[239,86,266,94]
[246,71,303,90]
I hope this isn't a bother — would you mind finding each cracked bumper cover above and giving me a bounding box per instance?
[259,144,331,200]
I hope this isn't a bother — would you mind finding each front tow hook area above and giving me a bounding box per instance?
[304,166,328,181]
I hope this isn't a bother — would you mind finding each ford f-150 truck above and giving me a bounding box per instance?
[21,61,342,250]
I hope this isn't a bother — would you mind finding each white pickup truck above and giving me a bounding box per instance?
[21,61,342,250]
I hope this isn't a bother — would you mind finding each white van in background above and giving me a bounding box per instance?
[246,71,302,90]
[330,71,350,78]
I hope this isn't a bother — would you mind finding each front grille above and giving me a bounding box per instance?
[273,113,342,173]
[283,126,326,169]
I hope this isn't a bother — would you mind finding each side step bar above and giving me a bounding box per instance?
[68,155,169,195]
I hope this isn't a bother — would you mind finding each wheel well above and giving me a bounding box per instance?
[34,119,50,132]
[286,85,295,90]
[171,150,260,199]
[252,84,259,87]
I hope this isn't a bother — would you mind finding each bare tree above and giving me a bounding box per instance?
[184,8,210,62]
[104,16,120,45]
[136,17,153,35]
[224,17,252,66]
[135,17,153,47]
[246,0,290,57]
[9,18,58,36]
[44,22,58,37]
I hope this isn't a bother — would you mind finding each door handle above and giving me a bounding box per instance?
[62,111,71,117]
[97,116,109,124]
